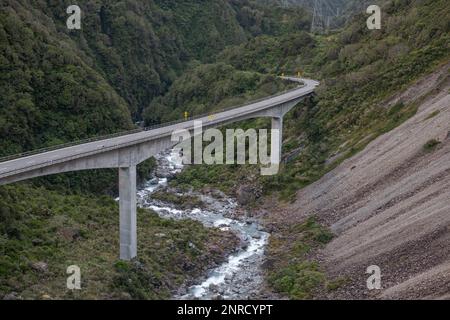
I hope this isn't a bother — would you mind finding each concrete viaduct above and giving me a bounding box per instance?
[0,77,319,260]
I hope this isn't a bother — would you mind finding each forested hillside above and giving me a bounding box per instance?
[0,0,308,300]
[268,0,386,29]
[0,0,310,156]
[143,63,296,125]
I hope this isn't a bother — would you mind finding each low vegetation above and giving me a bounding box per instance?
[0,183,238,299]
[266,217,339,299]
[424,110,440,121]
[423,139,442,152]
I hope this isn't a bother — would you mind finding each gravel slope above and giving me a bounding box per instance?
[278,62,450,299]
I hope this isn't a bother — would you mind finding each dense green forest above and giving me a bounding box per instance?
[143,63,296,125]
[0,0,310,155]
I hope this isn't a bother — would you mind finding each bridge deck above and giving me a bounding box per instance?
[0,78,318,180]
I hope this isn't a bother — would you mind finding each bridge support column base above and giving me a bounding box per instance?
[119,165,137,260]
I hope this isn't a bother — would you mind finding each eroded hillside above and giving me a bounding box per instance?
[267,62,450,299]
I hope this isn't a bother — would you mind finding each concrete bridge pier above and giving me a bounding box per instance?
[119,165,137,260]
[272,117,283,164]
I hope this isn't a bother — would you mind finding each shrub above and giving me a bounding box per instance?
[424,110,440,121]
[423,139,441,151]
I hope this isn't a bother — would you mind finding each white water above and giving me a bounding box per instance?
[136,150,269,299]
[189,234,268,298]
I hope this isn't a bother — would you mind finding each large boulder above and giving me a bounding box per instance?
[236,185,261,205]
[30,261,48,273]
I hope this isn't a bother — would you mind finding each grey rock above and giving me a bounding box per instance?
[155,233,166,238]
[209,284,219,293]
[32,238,43,246]
[3,292,22,300]
[236,185,256,205]
[30,261,48,273]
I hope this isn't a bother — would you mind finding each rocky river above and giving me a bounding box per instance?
[136,150,269,300]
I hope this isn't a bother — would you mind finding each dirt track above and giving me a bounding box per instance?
[274,62,450,299]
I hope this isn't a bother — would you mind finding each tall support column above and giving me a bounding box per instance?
[272,117,283,164]
[119,165,137,260]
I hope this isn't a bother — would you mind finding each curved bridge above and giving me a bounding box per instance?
[0,77,319,260]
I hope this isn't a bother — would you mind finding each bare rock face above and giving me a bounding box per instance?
[236,184,263,205]
[30,261,48,273]
[211,189,227,199]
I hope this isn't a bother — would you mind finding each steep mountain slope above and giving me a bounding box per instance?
[142,63,295,125]
[0,2,134,156]
[269,0,387,29]
[211,0,450,199]
[267,62,450,299]
[0,0,232,153]
[0,0,310,155]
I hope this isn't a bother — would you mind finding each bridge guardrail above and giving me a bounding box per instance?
[0,80,310,164]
